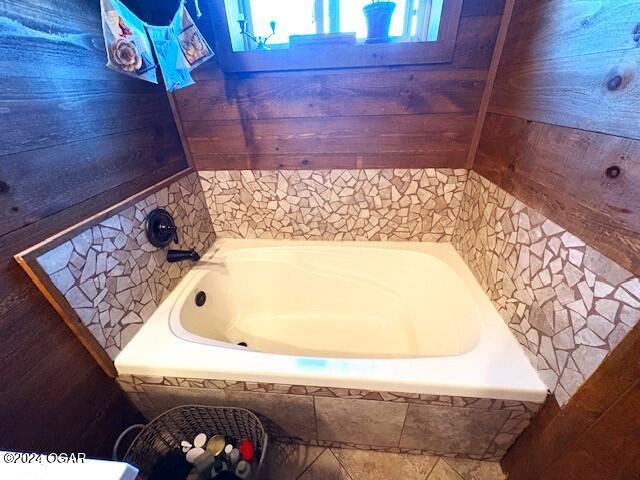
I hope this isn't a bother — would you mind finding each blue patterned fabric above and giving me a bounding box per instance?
[145,7,195,92]
[100,0,213,91]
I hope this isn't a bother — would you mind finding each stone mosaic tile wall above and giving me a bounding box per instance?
[36,166,636,413]
[198,169,468,241]
[37,174,216,359]
[453,172,640,406]
[34,168,467,361]
[118,375,541,461]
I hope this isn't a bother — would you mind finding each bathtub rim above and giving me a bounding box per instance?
[115,239,548,404]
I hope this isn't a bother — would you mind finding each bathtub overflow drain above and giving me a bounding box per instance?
[195,291,206,307]
[238,342,248,347]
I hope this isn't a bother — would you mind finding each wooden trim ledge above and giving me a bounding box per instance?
[14,168,193,377]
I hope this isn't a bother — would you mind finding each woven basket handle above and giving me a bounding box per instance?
[113,424,146,461]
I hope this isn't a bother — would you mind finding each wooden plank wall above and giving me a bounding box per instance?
[471,1,640,478]
[475,0,640,276]
[172,0,506,170]
[0,0,188,454]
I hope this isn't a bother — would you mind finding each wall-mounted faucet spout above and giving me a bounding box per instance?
[167,249,201,263]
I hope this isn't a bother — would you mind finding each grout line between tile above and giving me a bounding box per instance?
[307,445,325,469]
[295,447,327,480]
[328,448,354,480]
[297,444,325,478]
[451,170,471,246]
[396,402,410,448]
[440,458,466,480]
[422,457,439,480]
[312,395,320,443]
[441,457,470,479]
[481,411,512,459]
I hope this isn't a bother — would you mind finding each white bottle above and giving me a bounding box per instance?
[228,448,241,467]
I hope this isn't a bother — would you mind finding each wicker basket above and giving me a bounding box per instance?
[113,405,268,480]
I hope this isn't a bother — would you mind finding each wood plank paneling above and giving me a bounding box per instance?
[174,0,505,170]
[500,0,640,65]
[0,18,111,81]
[0,78,179,156]
[0,0,187,455]
[474,0,640,478]
[175,69,487,122]
[478,0,640,276]
[490,49,639,140]
[475,113,640,275]
[0,261,38,319]
[461,0,506,17]
[0,129,185,237]
[185,114,475,156]
[444,14,503,69]
[192,152,468,171]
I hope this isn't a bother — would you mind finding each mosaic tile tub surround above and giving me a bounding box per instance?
[453,172,640,406]
[29,168,468,363]
[118,375,541,462]
[31,168,467,360]
[198,168,468,241]
[30,166,636,410]
[36,173,216,359]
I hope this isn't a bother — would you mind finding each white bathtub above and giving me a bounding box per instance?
[116,239,547,402]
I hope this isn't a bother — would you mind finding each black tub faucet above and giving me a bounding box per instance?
[146,209,179,248]
[166,249,201,263]
[145,209,201,263]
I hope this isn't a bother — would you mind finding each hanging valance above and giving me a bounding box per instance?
[100,0,213,91]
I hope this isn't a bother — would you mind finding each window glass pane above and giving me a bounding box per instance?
[238,0,444,48]
[426,0,443,41]
[340,0,407,39]
[248,0,317,45]
[388,1,408,37]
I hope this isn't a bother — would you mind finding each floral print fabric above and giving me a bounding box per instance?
[100,0,213,91]
[100,0,158,83]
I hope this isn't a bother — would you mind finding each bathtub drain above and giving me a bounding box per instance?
[195,291,206,307]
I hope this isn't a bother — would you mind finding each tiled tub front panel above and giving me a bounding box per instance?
[118,375,541,461]
[453,172,640,405]
[198,169,468,241]
[37,174,216,359]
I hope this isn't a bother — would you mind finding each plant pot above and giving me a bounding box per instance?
[363,2,396,44]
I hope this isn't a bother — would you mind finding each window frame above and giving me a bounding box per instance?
[205,0,463,73]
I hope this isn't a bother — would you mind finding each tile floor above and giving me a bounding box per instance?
[263,443,505,480]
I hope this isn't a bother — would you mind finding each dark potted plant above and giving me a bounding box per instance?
[363,0,396,43]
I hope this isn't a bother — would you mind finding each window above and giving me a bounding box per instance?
[206,0,463,72]
[243,0,318,47]
[235,0,444,50]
